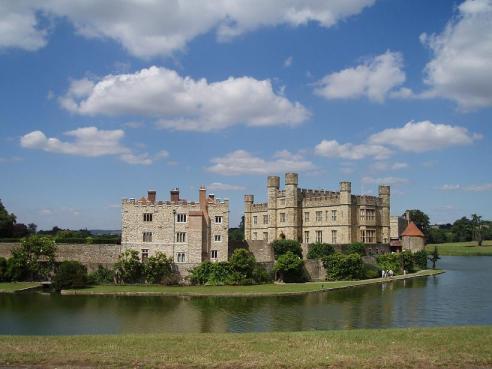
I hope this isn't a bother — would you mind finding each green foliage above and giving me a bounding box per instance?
[272,239,302,259]
[413,250,428,269]
[114,250,143,283]
[429,247,440,269]
[399,251,415,273]
[362,262,381,279]
[252,263,272,284]
[143,252,175,284]
[0,256,7,281]
[273,251,305,283]
[307,243,334,259]
[228,216,245,241]
[189,261,235,285]
[322,253,365,281]
[53,260,88,291]
[451,217,473,242]
[345,242,366,256]
[0,199,16,238]
[88,265,114,284]
[376,253,400,272]
[229,248,256,279]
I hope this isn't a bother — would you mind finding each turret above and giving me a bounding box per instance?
[284,173,299,241]
[267,176,280,242]
[339,181,352,205]
[244,194,254,240]
[340,181,352,243]
[379,185,391,243]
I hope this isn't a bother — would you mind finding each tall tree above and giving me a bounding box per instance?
[404,209,430,238]
[451,217,473,242]
[0,199,16,238]
[471,214,484,246]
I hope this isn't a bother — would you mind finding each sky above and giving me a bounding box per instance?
[0,0,491,230]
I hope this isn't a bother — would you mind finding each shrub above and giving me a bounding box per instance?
[0,257,7,281]
[272,239,302,259]
[273,251,305,283]
[114,249,143,283]
[88,265,114,285]
[345,242,366,256]
[189,261,234,285]
[307,243,335,259]
[53,260,88,291]
[399,250,415,272]
[144,252,174,284]
[376,253,400,273]
[363,262,381,279]
[322,253,365,281]
[413,250,428,270]
[230,248,256,280]
[252,263,272,284]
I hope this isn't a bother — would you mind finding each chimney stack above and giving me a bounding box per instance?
[199,186,207,210]
[147,190,156,203]
[170,188,180,202]
[208,193,215,201]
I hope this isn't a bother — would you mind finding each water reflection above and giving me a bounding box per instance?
[1,257,491,335]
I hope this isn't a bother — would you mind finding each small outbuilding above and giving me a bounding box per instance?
[401,221,425,253]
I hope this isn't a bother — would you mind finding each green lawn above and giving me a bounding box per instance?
[63,269,442,297]
[0,282,41,293]
[426,240,492,256]
[1,326,491,368]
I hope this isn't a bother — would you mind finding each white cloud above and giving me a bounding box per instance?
[20,126,162,165]
[59,66,310,132]
[314,51,405,102]
[420,0,492,110]
[314,140,392,160]
[437,183,492,192]
[362,176,409,185]
[284,56,293,67]
[208,149,315,176]
[207,182,246,191]
[369,120,482,152]
[370,161,408,171]
[1,1,375,57]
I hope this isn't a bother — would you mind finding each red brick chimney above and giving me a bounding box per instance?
[199,186,207,210]
[147,190,156,203]
[170,188,180,202]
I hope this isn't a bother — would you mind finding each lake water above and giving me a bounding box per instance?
[1,256,491,335]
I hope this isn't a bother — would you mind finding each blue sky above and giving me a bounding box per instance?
[0,0,491,229]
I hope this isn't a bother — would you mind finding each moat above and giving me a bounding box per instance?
[1,256,491,335]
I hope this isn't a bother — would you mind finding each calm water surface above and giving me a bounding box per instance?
[1,256,491,335]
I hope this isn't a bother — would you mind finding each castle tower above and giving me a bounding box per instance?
[244,194,254,241]
[267,176,280,242]
[379,185,391,243]
[340,181,353,244]
[284,173,299,241]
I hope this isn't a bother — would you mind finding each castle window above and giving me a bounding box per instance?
[211,250,218,259]
[316,230,322,243]
[214,234,222,242]
[304,212,310,222]
[141,249,149,261]
[361,229,376,243]
[253,216,258,225]
[331,210,337,221]
[331,230,337,244]
[280,198,286,206]
[316,211,322,222]
[176,213,187,223]
[176,232,186,243]
[360,209,365,221]
[253,232,257,240]
[366,209,375,221]
[263,215,268,224]
[177,252,186,263]
[304,231,309,243]
[263,232,268,241]
[143,213,153,222]
[143,232,152,242]
[280,213,286,223]
[215,216,223,224]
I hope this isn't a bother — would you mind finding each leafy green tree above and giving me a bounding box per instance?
[376,253,400,272]
[27,223,37,235]
[0,257,7,281]
[451,217,473,242]
[322,253,365,280]
[273,251,304,283]
[307,243,335,259]
[229,248,256,280]
[143,252,174,284]
[471,214,484,246]
[413,250,428,270]
[0,199,16,237]
[405,209,431,238]
[427,228,448,244]
[428,247,440,269]
[11,223,29,238]
[114,249,143,283]
[399,251,415,273]
[88,265,114,284]
[53,261,88,291]
[228,216,245,241]
[345,242,366,256]
[272,239,302,259]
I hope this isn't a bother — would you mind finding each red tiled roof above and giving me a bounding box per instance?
[401,222,425,237]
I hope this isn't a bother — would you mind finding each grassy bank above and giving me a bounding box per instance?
[63,269,442,297]
[1,326,491,368]
[0,282,41,293]
[426,240,492,256]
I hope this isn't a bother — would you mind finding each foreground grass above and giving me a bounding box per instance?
[0,282,40,293]
[64,269,442,297]
[1,326,491,368]
[426,240,492,256]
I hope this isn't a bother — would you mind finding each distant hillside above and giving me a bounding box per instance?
[89,229,121,236]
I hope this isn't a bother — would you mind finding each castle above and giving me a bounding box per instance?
[244,173,390,245]
[121,187,229,264]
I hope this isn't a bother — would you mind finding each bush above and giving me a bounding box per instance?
[88,265,114,285]
[307,243,334,259]
[114,249,143,283]
[363,262,381,279]
[376,253,400,273]
[144,252,175,284]
[230,248,256,280]
[189,261,235,285]
[399,250,415,273]
[0,257,7,281]
[272,239,302,259]
[53,260,88,291]
[273,251,305,283]
[252,263,272,284]
[322,253,365,280]
[345,242,366,256]
[413,250,428,270]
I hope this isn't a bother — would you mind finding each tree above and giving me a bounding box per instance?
[322,253,365,281]
[273,251,304,283]
[345,242,366,256]
[405,209,430,238]
[0,199,16,237]
[143,252,174,284]
[114,249,143,283]
[11,223,29,238]
[27,223,37,235]
[413,250,428,270]
[471,214,484,246]
[271,239,303,259]
[53,261,88,291]
[451,217,473,242]
[229,216,245,241]
[307,243,334,259]
[229,248,256,280]
[428,247,440,269]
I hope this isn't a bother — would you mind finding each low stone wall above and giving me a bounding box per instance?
[303,259,326,281]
